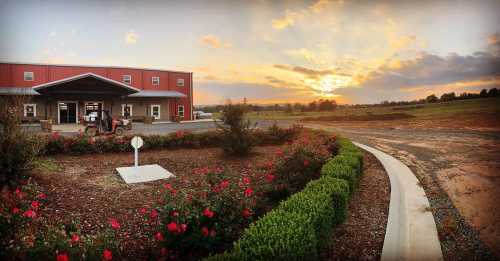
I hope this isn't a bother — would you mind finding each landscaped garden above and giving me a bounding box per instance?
[1,101,371,260]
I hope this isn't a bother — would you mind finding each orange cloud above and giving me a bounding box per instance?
[200,34,231,49]
[271,10,303,30]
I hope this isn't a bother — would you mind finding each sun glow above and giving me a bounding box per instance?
[306,74,353,97]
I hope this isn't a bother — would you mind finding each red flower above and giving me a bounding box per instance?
[150,209,158,219]
[210,229,216,237]
[56,253,69,261]
[303,159,310,167]
[23,209,36,218]
[265,173,275,183]
[103,249,113,261]
[179,223,187,233]
[163,183,173,190]
[170,211,179,217]
[14,188,25,199]
[243,177,251,185]
[109,218,121,229]
[12,207,20,214]
[201,227,209,237]
[202,208,214,218]
[244,188,253,197]
[242,208,252,218]
[31,201,41,209]
[167,222,178,233]
[139,208,147,215]
[219,180,230,189]
[154,232,164,241]
[37,193,47,199]
[276,149,284,156]
[71,234,80,244]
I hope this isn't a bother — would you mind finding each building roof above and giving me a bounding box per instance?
[128,90,186,98]
[32,73,141,94]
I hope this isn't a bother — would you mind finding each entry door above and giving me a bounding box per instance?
[85,102,103,117]
[59,102,77,124]
[151,105,160,120]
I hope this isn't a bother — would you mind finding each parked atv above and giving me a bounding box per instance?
[84,110,131,136]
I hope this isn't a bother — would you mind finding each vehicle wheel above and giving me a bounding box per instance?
[115,127,124,136]
[85,127,97,137]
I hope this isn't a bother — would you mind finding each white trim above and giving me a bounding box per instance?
[151,104,161,120]
[178,105,185,118]
[57,101,79,124]
[24,71,34,81]
[32,72,140,93]
[121,104,133,117]
[84,101,104,118]
[151,76,160,86]
[23,103,36,117]
[122,74,132,85]
[176,78,185,87]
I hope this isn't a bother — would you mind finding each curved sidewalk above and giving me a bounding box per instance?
[354,142,443,261]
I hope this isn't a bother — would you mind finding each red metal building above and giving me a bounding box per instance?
[0,62,193,123]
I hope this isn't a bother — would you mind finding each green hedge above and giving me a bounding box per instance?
[205,136,363,260]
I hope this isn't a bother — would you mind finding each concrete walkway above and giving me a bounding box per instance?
[354,142,443,261]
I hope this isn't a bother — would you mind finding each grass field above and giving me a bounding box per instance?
[246,97,500,122]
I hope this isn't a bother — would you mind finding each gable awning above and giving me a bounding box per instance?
[128,90,186,98]
[32,73,140,96]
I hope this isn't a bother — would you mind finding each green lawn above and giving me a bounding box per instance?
[244,97,500,121]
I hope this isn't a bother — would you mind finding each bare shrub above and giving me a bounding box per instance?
[216,100,255,157]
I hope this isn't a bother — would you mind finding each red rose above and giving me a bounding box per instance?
[71,234,80,244]
[242,208,252,218]
[31,201,41,209]
[210,229,216,237]
[163,183,173,190]
[265,173,275,183]
[167,222,178,232]
[109,218,121,229]
[179,223,187,233]
[201,227,209,237]
[303,159,310,167]
[219,180,230,189]
[23,209,36,218]
[139,208,147,214]
[12,207,20,214]
[203,207,214,218]
[244,188,253,197]
[56,253,69,261]
[243,177,251,185]
[154,232,164,241]
[38,193,47,199]
[103,249,113,260]
[150,209,158,219]
[14,188,25,199]
[171,211,179,217]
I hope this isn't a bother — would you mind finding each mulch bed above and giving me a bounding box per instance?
[31,145,284,256]
[320,149,390,261]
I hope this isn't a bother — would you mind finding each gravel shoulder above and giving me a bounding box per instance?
[321,150,390,261]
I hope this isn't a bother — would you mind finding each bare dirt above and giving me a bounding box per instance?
[302,117,500,260]
[321,150,390,261]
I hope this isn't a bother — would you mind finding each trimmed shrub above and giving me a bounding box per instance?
[320,160,358,193]
[216,102,255,157]
[232,210,317,261]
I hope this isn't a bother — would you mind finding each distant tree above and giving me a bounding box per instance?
[488,88,499,97]
[285,103,293,113]
[426,94,439,103]
[440,92,456,102]
[307,101,317,111]
[318,99,337,111]
[479,89,488,98]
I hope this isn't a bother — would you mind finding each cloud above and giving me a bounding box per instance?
[272,0,342,30]
[271,10,303,30]
[390,35,417,52]
[310,0,336,13]
[49,31,56,37]
[284,48,324,65]
[488,33,500,55]
[200,34,231,49]
[125,31,138,44]
[273,64,340,79]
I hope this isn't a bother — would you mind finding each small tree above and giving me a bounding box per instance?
[0,95,41,186]
[216,100,255,157]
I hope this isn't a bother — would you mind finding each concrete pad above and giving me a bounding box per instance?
[116,164,175,184]
[354,142,443,261]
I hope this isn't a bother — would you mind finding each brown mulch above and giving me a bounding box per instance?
[321,150,390,261]
[30,145,283,255]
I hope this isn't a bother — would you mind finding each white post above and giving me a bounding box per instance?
[134,147,138,168]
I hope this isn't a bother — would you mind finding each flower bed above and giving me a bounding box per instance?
[205,137,363,260]
[41,124,302,155]
[1,127,339,260]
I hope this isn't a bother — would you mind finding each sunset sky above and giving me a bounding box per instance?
[1,0,499,105]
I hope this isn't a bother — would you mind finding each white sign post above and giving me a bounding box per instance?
[131,136,143,168]
[116,136,175,184]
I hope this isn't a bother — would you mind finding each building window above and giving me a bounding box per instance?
[24,104,36,117]
[152,76,160,85]
[176,78,185,87]
[121,104,133,117]
[151,104,160,120]
[178,105,184,118]
[24,72,34,81]
[122,75,132,84]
